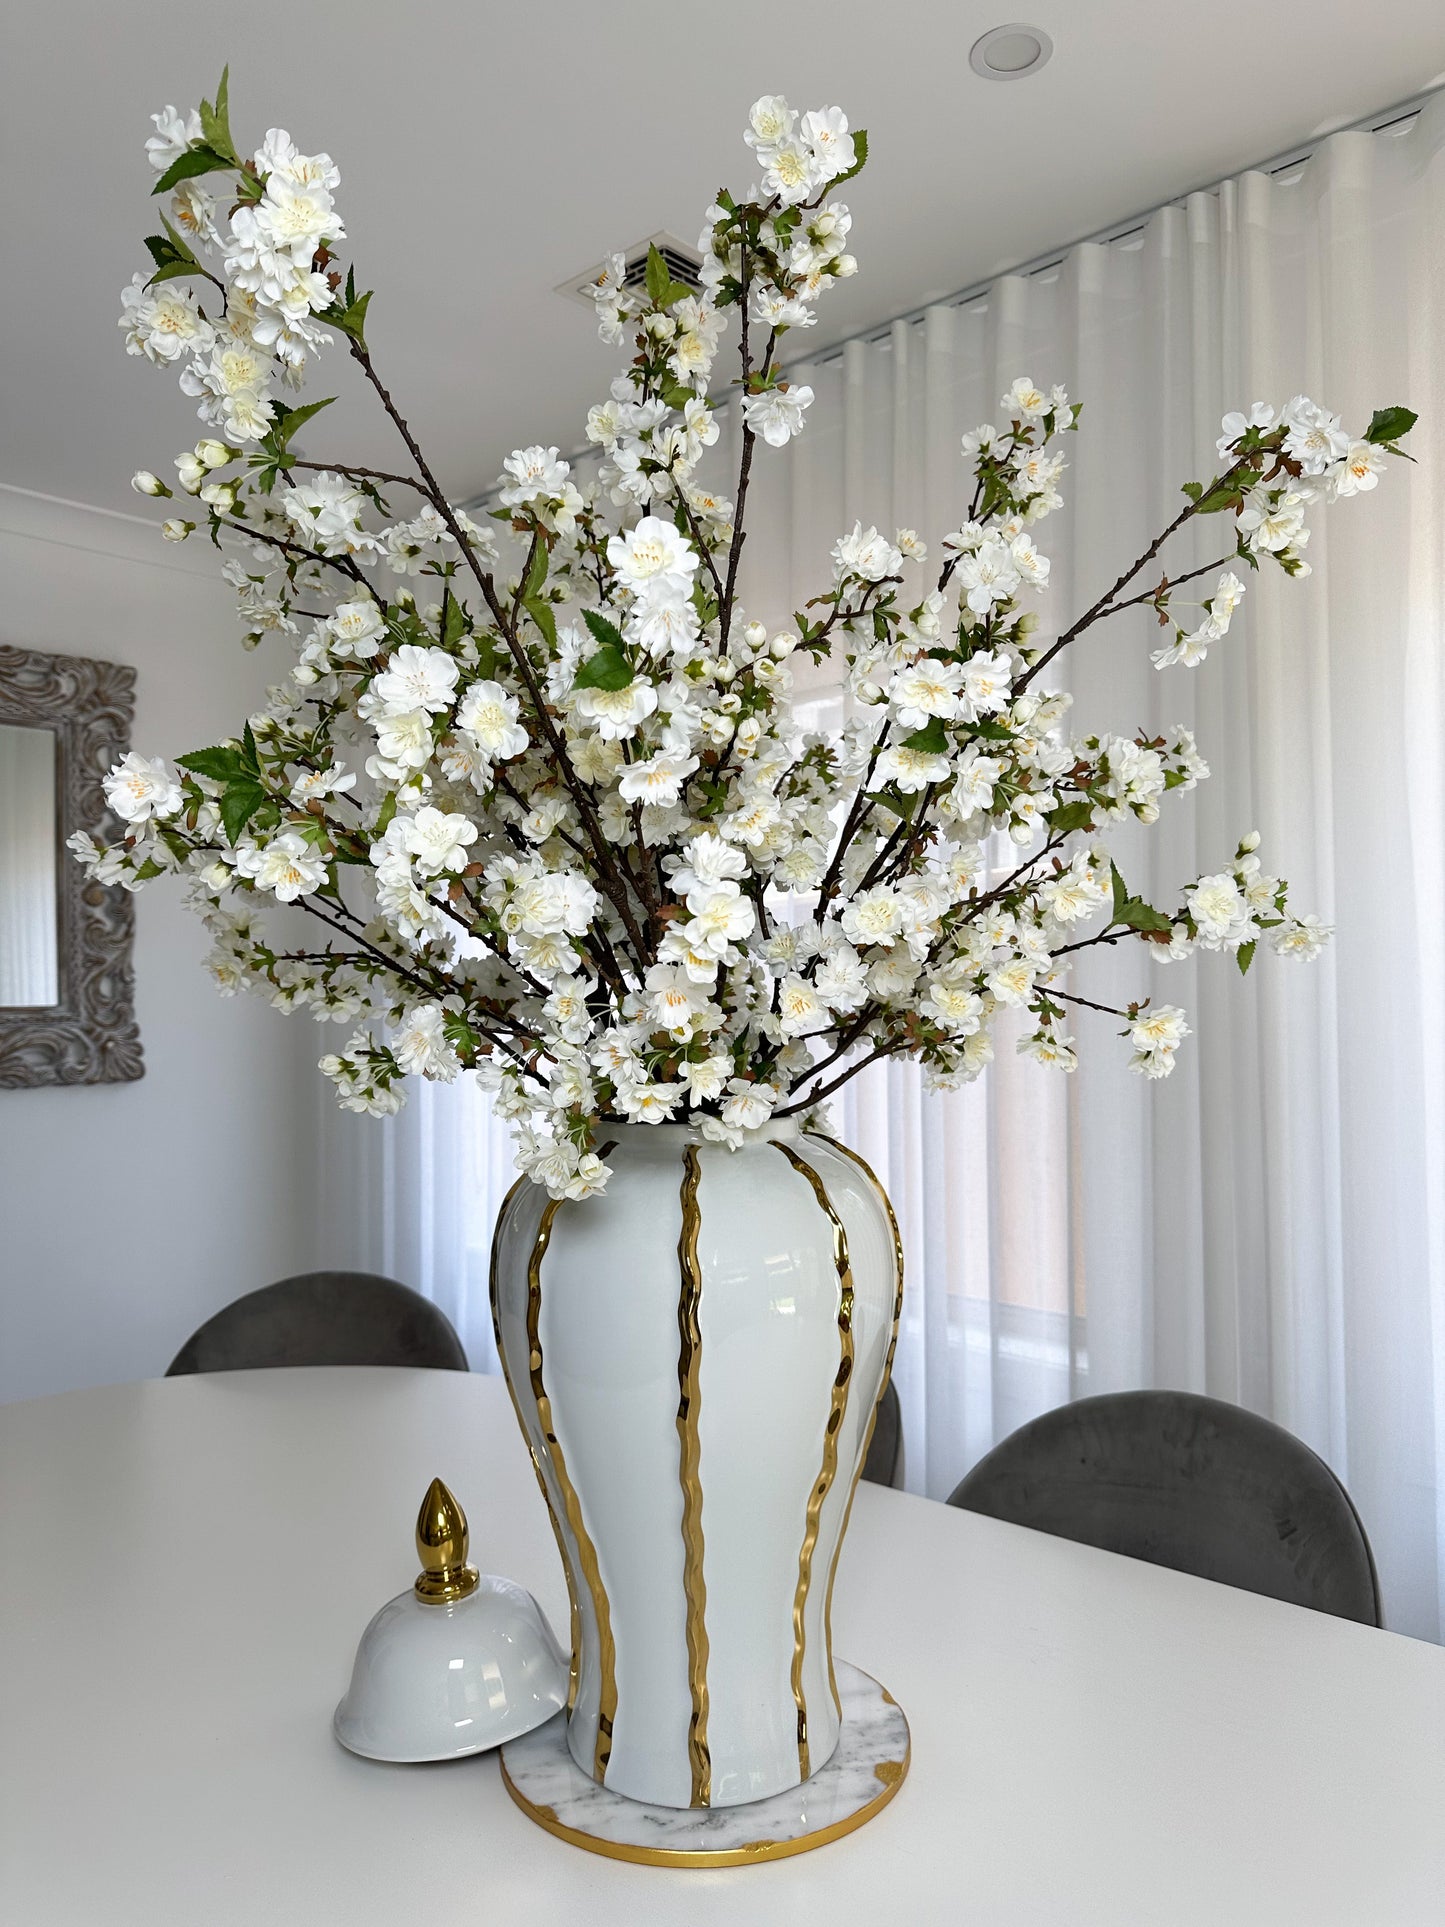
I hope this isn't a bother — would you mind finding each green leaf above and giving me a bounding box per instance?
[198,66,237,164]
[220,782,266,846]
[373,792,398,837]
[524,541,548,601]
[271,396,335,455]
[145,261,206,289]
[1181,480,1204,502]
[329,287,373,347]
[241,722,261,777]
[901,717,948,755]
[1117,897,1173,934]
[572,643,633,692]
[864,783,918,823]
[1364,406,1417,446]
[524,597,557,650]
[1194,482,1243,514]
[151,144,232,196]
[831,128,868,185]
[177,744,248,784]
[582,609,626,653]
[1108,863,1171,932]
[143,230,200,279]
[1236,938,1257,976]
[1046,798,1095,836]
[441,593,468,648]
[645,244,672,307]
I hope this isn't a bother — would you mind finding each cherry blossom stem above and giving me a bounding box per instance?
[345,338,654,970]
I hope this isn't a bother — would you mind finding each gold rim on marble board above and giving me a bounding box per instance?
[497,1673,910,1870]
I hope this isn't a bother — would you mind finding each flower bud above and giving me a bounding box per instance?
[834,254,858,278]
[175,451,205,494]
[1240,830,1261,853]
[713,658,735,684]
[197,440,234,469]
[744,621,768,648]
[161,519,195,542]
[770,630,798,659]
[131,470,170,498]
[200,482,238,513]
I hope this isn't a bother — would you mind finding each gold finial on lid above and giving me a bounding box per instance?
[414,1477,480,1602]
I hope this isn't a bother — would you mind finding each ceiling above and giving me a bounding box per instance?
[6,1,1443,516]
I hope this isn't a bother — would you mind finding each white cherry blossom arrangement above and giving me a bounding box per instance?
[79,73,1417,1198]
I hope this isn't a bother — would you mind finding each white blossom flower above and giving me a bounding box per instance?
[721,1079,778,1130]
[393,1004,461,1081]
[1270,913,1332,960]
[457,680,528,762]
[1186,873,1252,948]
[960,651,1013,714]
[370,645,459,716]
[741,385,814,447]
[326,599,386,659]
[146,104,201,173]
[1216,403,1277,460]
[1001,377,1049,421]
[1281,396,1351,475]
[119,275,215,365]
[955,537,1020,615]
[573,679,659,742]
[498,446,570,508]
[1127,1004,1190,1078]
[833,522,902,582]
[607,517,697,596]
[104,753,182,825]
[236,831,328,903]
[891,659,964,728]
[1332,443,1385,497]
[403,806,478,876]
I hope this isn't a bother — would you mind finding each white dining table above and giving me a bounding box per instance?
[2,1366,1442,1925]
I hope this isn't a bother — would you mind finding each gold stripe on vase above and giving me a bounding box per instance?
[810,1134,905,1719]
[526,1194,620,1781]
[773,1142,856,1780]
[675,1144,712,1806]
[489,1177,582,1714]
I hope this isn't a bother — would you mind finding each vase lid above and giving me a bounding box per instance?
[333,1476,569,1764]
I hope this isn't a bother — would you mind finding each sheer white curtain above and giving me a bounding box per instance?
[321,102,1445,1638]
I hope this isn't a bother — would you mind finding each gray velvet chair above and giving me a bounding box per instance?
[166,1270,469,1376]
[947,1389,1382,1626]
[861,1379,906,1490]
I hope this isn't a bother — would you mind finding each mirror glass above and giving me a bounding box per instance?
[0,722,60,1008]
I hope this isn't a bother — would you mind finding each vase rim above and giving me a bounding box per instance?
[596,1116,803,1147]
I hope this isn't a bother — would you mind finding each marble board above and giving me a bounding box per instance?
[498,1658,909,1868]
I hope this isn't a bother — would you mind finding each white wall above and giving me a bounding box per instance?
[0,487,320,1402]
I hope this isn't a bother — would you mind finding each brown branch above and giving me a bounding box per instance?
[774,1040,901,1116]
[344,337,654,969]
[1016,452,1257,693]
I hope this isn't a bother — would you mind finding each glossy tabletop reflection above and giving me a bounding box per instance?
[1,1367,1442,1925]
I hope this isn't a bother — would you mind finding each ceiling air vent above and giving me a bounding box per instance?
[557,232,703,309]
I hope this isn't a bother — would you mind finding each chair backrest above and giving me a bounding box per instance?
[947,1390,1382,1626]
[861,1379,906,1490]
[166,1271,469,1377]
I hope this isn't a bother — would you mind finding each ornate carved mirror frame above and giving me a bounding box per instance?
[0,645,144,1087]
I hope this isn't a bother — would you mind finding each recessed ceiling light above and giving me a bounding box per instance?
[969,23,1053,80]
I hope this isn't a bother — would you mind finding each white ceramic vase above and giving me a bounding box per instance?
[490,1118,902,1810]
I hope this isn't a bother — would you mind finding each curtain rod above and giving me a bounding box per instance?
[791,82,1445,372]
